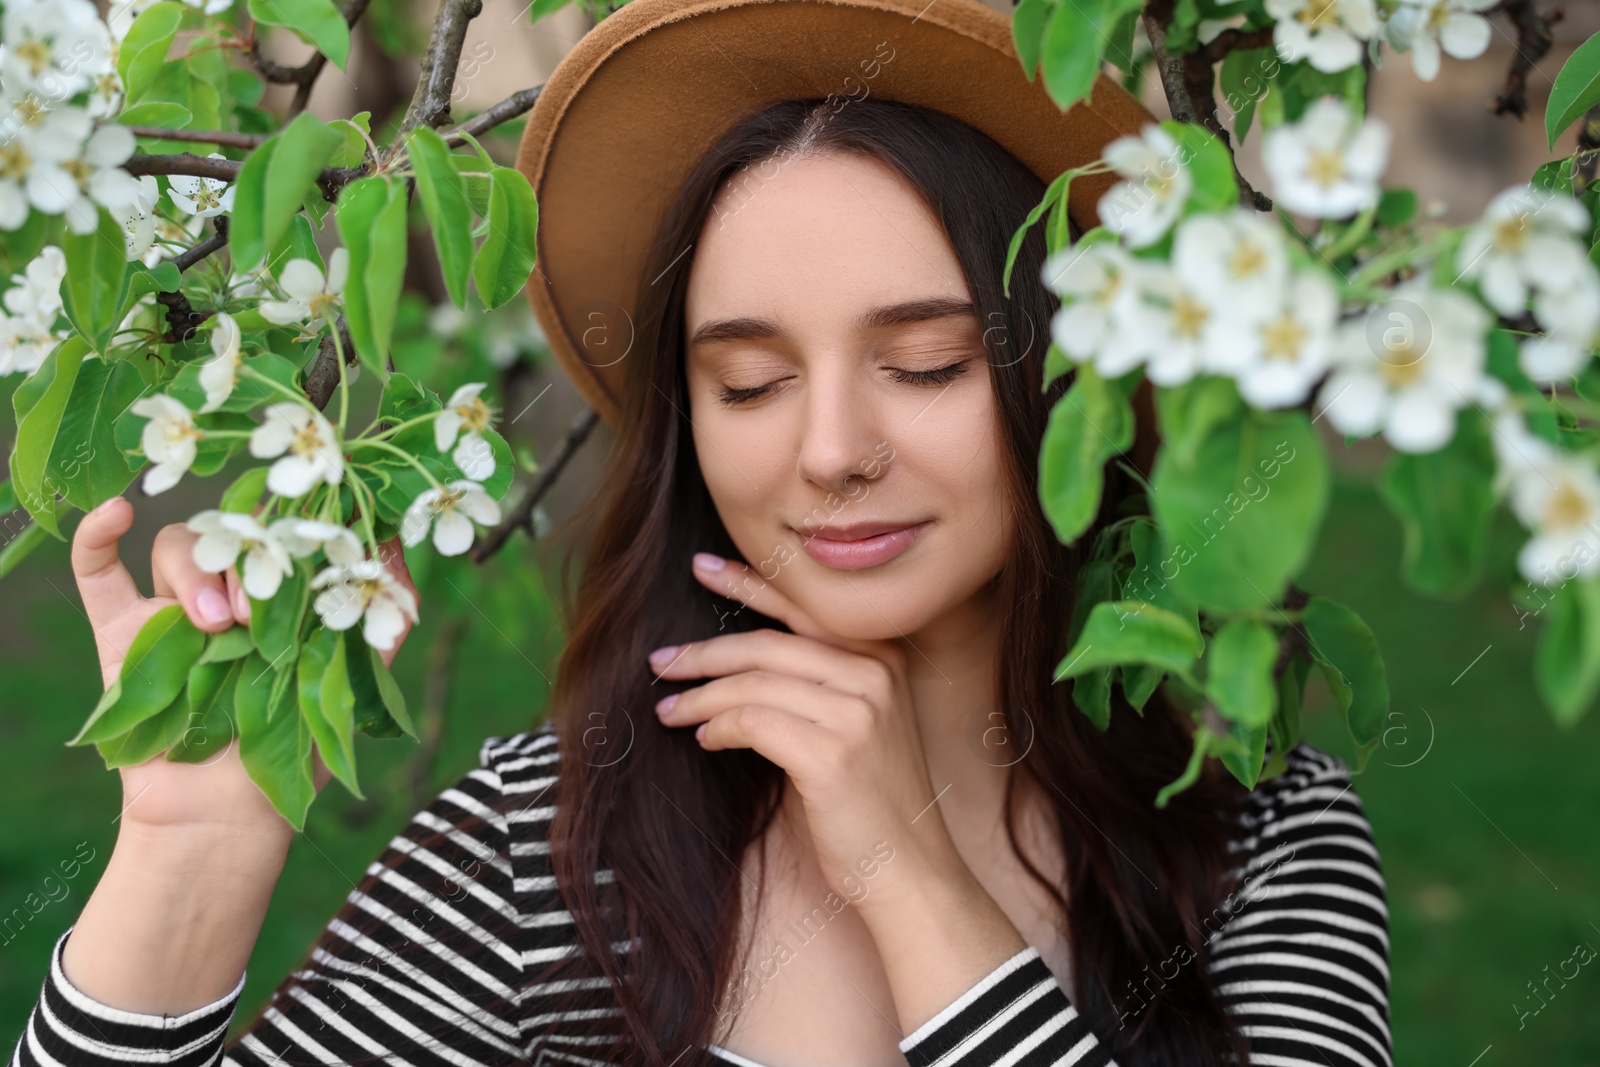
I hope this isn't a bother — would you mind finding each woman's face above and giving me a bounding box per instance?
[683,150,1014,642]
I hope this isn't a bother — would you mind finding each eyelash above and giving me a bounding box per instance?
[713,360,972,407]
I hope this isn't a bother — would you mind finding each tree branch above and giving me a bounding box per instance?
[471,407,600,562]
[303,317,358,410]
[442,85,543,146]
[385,0,486,160]
[108,124,267,149]
[1490,0,1563,119]
[124,152,242,181]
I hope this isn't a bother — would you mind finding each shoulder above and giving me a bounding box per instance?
[469,720,563,833]
[1206,740,1394,1065]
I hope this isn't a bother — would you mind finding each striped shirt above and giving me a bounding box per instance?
[8,723,1392,1067]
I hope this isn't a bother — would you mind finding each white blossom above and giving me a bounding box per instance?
[1456,183,1595,318]
[1263,97,1389,218]
[269,518,364,565]
[3,244,66,324]
[1264,0,1380,73]
[259,247,347,332]
[248,402,343,497]
[0,0,110,99]
[1386,0,1494,82]
[1096,125,1192,249]
[111,174,159,261]
[1211,267,1340,408]
[434,381,497,480]
[1171,210,1289,314]
[312,559,419,651]
[27,119,143,233]
[167,154,236,218]
[400,480,501,557]
[1508,448,1600,585]
[186,510,294,599]
[197,311,242,412]
[1315,282,1494,452]
[0,311,62,375]
[1041,242,1145,378]
[1522,273,1600,382]
[130,394,201,494]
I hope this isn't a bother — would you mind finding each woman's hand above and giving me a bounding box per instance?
[70,495,418,835]
[648,550,963,909]
[651,549,1030,1033]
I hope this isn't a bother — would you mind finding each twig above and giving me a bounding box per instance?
[386,0,486,159]
[1142,0,1199,125]
[303,317,358,411]
[471,407,600,562]
[164,215,230,273]
[124,153,242,181]
[1490,0,1563,119]
[442,85,543,146]
[1578,102,1600,187]
[151,217,229,344]
[108,125,267,149]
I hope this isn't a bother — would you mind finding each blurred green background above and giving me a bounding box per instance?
[3,415,1599,1062]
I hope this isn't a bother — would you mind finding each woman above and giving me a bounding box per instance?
[9,1,1391,1066]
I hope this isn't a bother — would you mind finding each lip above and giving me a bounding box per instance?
[795,519,931,570]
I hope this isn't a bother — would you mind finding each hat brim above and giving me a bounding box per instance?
[514,0,1158,426]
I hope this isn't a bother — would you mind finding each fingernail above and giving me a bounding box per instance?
[655,693,678,717]
[197,587,231,625]
[695,723,707,743]
[648,645,678,668]
[693,552,725,572]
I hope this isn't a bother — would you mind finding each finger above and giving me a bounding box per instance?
[696,704,826,770]
[650,629,879,693]
[223,566,251,626]
[658,670,850,728]
[71,496,144,634]
[691,553,829,640]
[150,523,237,632]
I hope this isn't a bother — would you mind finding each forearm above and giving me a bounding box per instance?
[61,821,292,1015]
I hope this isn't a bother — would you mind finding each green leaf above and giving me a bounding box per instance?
[298,627,361,798]
[62,206,132,354]
[1149,408,1328,613]
[473,167,540,310]
[219,467,270,514]
[252,562,310,667]
[69,605,207,745]
[1154,375,1241,467]
[45,357,143,512]
[1534,574,1600,727]
[1004,168,1073,298]
[327,111,371,168]
[168,349,301,414]
[1219,47,1273,143]
[1205,619,1279,729]
[95,696,190,769]
[198,626,256,663]
[117,1,185,102]
[1376,188,1419,228]
[1217,717,1269,789]
[11,337,92,537]
[1039,365,1136,546]
[1301,595,1387,765]
[237,652,316,830]
[1040,0,1140,111]
[229,113,345,272]
[1546,31,1600,150]
[335,176,409,377]
[1376,410,1495,598]
[1166,120,1239,213]
[1054,600,1204,681]
[1073,667,1114,730]
[117,101,192,127]
[166,658,242,762]
[452,154,493,217]
[1012,0,1050,80]
[344,629,415,739]
[408,127,476,309]
[248,0,351,72]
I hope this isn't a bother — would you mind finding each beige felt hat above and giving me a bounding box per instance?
[514,0,1158,427]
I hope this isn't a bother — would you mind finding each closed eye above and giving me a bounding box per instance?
[713,359,973,407]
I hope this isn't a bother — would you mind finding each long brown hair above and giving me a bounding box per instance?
[525,97,1254,1066]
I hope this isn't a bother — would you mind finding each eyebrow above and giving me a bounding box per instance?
[687,296,978,349]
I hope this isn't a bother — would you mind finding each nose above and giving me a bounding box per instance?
[794,360,887,495]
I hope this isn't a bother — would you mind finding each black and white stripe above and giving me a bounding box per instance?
[7,728,1389,1067]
